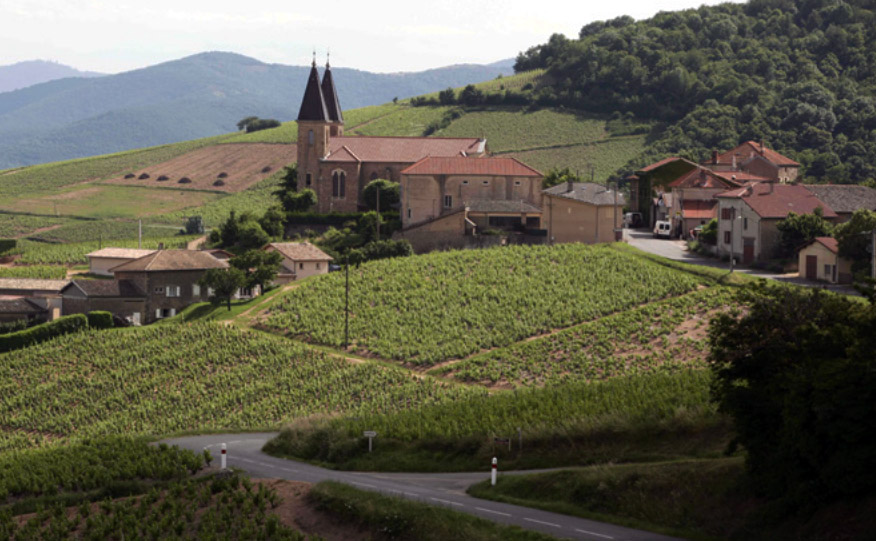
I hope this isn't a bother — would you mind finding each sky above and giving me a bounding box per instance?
[0,0,745,74]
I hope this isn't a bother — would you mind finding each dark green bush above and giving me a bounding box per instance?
[87,311,114,329]
[0,314,88,353]
[0,238,16,254]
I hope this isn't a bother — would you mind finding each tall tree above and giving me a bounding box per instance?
[199,268,246,310]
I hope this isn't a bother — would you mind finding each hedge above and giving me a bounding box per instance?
[286,211,400,227]
[0,314,88,353]
[87,311,114,329]
[0,239,15,254]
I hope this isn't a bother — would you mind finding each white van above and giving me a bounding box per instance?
[653,220,672,238]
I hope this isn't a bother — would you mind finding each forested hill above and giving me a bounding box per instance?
[514,0,876,185]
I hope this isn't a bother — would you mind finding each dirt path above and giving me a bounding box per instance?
[13,223,63,239]
[187,235,207,250]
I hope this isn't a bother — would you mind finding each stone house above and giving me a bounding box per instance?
[0,298,48,323]
[295,59,486,213]
[263,242,333,282]
[61,279,147,324]
[798,237,853,284]
[543,182,625,244]
[715,183,837,264]
[86,247,156,276]
[0,278,66,322]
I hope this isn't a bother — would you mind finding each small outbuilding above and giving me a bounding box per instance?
[86,248,156,276]
[798,236,853,284]
[543,182,625,244]
[263,242,333,283]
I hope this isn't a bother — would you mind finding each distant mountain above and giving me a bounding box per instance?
[0,52,514,169]
[0,60,103,94]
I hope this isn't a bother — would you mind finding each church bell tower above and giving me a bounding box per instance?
[296,54,332,190]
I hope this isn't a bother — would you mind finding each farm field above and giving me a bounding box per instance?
[31,219,179,243]
[8,235,197,265]
[106,143,296,193]
[505,135,649,181]
[0,323,481,453]
[0,265,68,279]
[0,214,71,239]
[263,243,704,365]
[436,108,608,152]
[1,185,221,219]
[434,287,737,387]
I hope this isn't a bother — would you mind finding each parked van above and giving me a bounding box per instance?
[653,220,672,238]
[623,212,644,228]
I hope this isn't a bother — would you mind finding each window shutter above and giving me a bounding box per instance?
[193,284,200,296]
[169,308,176,317]
[155,308,161,319]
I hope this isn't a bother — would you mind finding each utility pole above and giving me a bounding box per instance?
[613,180,619,242]
[344,254,350,350]
[376,184,380,241]
[138,219,142,249]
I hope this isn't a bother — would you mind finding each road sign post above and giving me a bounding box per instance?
[491,457,497,486]
[363,430,377,452]
[220,443,227,470]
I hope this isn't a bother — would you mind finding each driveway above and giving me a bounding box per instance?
[162,433,682,541]
[623,229,860,295]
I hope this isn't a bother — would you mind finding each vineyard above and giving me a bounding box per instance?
[0,323,481,453]
[263,244,704,365]
[349,105,458,137]
[504,135,649,182]
[8,235,198,265]
[0,214,70,239]
[2,473,307,540]
[434,287,739,387]
[0,265,68,280]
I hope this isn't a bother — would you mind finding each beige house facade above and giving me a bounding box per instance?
[798,237,853,284]
[86,248,156,276]
[264,242,333,282]
[543,182,625,244]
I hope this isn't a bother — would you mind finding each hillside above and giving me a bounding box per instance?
[0,60,103,93]
[512,0,876,185]
[0,52,513,169]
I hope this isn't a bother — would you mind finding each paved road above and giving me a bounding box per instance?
[163,433,682,541]
[624,229,860,294]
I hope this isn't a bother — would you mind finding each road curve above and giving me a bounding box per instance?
[162,433,683,541]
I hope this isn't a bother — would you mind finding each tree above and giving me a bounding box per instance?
[259,206,285,238]
[542,167,581,188]
[698,218,718,245]
[210,210,270,254]
[230,249,283,291]
[281,188,317,213]
[836,208,876,275]
[775,208,833,258]
[199,268,246,310]
[459,84,484,106]
[362,179,400,211]
[236,116,258,131]
[438,87,456,105]
[279,164,298,192]
[709,283,876,503]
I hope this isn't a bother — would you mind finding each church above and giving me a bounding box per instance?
[296,58,489,214]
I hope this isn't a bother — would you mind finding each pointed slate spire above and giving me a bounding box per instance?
[297,56,329,122]
[321,53,344,124]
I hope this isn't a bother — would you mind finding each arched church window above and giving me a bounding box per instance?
[332,172,339,197]
[308,130,314,145]
[332,171,346,198]
[339,172,346,198]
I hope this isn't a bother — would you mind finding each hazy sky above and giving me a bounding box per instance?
[1,0,744,74]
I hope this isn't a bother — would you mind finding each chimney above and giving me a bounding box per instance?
[759,140,765,154]
[712,150,718,164]
[567,179,574,193]
[732,154,737,170]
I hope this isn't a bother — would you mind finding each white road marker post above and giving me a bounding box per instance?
[220,443,227,470]
[491,457,497,486]
[363,431,377,453]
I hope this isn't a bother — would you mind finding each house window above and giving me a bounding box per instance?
[155,308,176,319]
[721,208,735,220]
[166,285,181,298]
[407,208,412,219]
[207,287,215,297]
[482,180,489,186]
[444,195,453,208]
[514,180,522,186]
[299,262,304,270]
[824,264,831,277]
[316,263,321,270]
[308,130,314,145]
[462,180,469,185]
[724,231,731,244]
[743,217,748,230]
[193,284,201,297]
[305,173,312,186]
[332,171,346,197]
[153,286,165,295]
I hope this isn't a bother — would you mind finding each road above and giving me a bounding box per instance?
[163,433,682,541]
[624,229,859,294]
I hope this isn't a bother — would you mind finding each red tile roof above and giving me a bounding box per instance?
[401,156,542,177]
[668,167,742,189]
[711,171,773,183]
[681,200,717,219]
[813,236,839,254]
[325,136,484,164]
[714,141,800,167]
[716,183,837,219]
[637,156,687,173]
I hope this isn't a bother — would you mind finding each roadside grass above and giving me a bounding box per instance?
[611,243,756,287]
[309,481,557,541]
[504,136,648,180]
[467,458,748,541]
[436,108,608,152]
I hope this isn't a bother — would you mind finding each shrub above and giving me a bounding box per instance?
[87,311,114,329]
[157,175,169,181]
[0,239,16,254]
[213,179,226,187]
[178,177,192,184]
[124,173,135,179]
[138,173,150,180]
[261,166,272,173]
[0,314,88,353]
[217,172,228,179]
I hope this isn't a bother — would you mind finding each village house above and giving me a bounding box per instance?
[295,58,486,213]
[86,247,156,276]
[263,242,333,283]
[797,237,853,284]
[61,279,146,324]
[543,182,625,244]
[0,298,49,324]
[0,278,66,323]
[715,183,837,264]
[802,184,876,223]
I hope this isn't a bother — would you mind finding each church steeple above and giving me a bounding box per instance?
[321,54,344,125]
[297,55,329,122]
